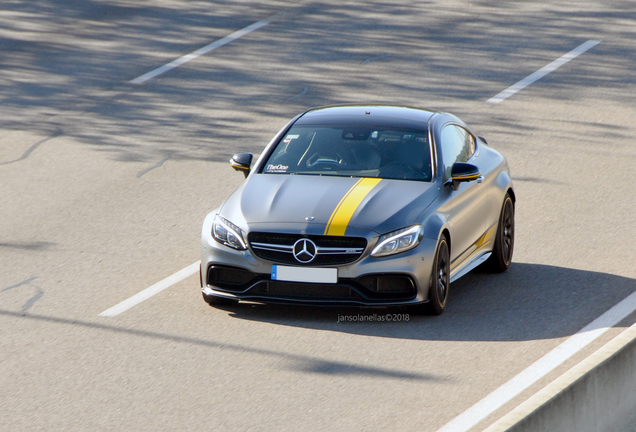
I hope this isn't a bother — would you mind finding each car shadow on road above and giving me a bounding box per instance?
[222,263,636,342]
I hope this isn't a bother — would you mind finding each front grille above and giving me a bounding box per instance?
[247,232,367,266]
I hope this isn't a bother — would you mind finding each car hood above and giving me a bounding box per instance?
[221,174,438,235]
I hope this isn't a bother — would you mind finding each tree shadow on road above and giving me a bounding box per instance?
[0,0,634,169]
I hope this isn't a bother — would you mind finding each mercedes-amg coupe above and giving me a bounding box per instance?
[200,105,515,314]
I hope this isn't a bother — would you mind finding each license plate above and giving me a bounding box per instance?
[271,265,338,284]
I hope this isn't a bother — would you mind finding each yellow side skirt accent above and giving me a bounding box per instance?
[450,223,497,274]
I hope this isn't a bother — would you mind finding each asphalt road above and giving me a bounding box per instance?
[1,1,636,430]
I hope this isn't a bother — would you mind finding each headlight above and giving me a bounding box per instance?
[212,215,247,250]
[371,225,422,257]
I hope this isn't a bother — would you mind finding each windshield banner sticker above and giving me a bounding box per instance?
[266,164,289,173]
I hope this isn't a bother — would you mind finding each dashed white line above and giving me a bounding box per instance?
[436,288,636,432]
[130,20,270,84]
[486,40,600,104]
[99,261,200,317]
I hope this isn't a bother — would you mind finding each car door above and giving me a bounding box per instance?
[437,124,491,265]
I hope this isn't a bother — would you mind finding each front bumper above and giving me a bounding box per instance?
[203,265,420,305]
[201,215,438,306]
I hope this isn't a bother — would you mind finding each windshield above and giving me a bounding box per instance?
[261,125,432,181]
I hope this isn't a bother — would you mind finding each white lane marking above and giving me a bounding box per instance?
[130,20,270,84]
[436,289,636,432]
[486,40,600,104]
[99,261,200,317]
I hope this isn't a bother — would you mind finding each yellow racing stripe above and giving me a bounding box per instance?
[324,178,382,236]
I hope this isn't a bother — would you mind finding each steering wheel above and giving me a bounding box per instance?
[306,157,346,169]
[308,160,343,171]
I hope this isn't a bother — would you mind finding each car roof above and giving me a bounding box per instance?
[295,105,436,130]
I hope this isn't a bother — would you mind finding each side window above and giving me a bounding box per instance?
[456,127,475,162]
[440,125,475,178]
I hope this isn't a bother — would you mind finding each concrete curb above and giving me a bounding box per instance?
[485,321,636,432]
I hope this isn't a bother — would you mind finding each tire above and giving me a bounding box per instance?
[202,292,238,307]
[484,194,515,273]
[411,236,450,315]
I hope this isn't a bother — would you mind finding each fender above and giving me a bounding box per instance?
[421,212,450,242]
[494,160,515,204]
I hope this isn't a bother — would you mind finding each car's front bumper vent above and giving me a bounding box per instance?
[356,275,415,293]
[250,281,361,300]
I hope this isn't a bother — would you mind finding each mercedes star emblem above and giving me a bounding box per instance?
[292,239,317,263]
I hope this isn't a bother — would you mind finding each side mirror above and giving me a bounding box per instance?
[230,153,253,178]
[445,162,482,190]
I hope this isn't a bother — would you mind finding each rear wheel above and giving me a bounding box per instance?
[484,194,514,272]
[411,236,450,315]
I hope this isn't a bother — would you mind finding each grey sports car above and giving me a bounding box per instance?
[200,105,514,314]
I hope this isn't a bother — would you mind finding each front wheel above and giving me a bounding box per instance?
[484,194,515,272]
[411,236,450,315]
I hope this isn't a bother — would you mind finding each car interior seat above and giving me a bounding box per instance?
[350,145,381,169]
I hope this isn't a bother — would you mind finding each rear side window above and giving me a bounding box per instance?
[440,125,475,178]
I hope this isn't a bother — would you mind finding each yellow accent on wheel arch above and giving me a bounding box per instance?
[325,178,382,236]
